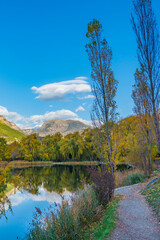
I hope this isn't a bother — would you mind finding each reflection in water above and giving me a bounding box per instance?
[15,165,91,194]
[0,165,91,240]
[0,167,15,219]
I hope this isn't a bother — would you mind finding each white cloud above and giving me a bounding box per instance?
[8,187,71,209]
[75,106,85,113]
[31,77,91,101]
[20,109,77,129]
[78,94,95,100]
[49,105,53,108]
[26,110,77,125]
[0,106,24,123]
[0,105,92,129]
[74,76,88,80]
[74,117,92,126]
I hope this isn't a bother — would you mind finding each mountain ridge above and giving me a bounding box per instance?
[23,119,91,137]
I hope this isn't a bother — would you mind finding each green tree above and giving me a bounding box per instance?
[0,138,7,161]
[20,134,41,161]
[86,19,118,173]
[82,129,100,161]
[6,141,22,160]
[60,132,85,161]
[41,133,62,161]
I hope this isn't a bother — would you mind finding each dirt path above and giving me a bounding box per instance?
[108,183,160,240]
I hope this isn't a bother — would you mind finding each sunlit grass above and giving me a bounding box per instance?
[0,121,25,143]
[4,183,15,195]
[142,178,160,221]
[83,195,122,240]
[6,160,99,168]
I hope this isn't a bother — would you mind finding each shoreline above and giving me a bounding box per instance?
[0,160,99,169]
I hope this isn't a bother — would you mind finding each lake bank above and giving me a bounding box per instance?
[0,160,99,168]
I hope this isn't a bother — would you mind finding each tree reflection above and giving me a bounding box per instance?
[0,167,18,218]
[17,165,91,194]
[0,165,91,218]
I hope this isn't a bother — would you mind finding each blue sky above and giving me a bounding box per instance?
[0,0,159,128]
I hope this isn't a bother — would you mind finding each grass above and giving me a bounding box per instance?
[26,170,118,240]
[0,121,25,143]
[26,185,100,240]
[142,177,160,221]
[0,161,8,168]
[51,161,99,165]
[4,183,15,195]
[116,169,146,187]
[8,160,54,168]
[4,160,99,168]
[83,195,122,240]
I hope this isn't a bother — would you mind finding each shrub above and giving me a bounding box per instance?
[116,169,146,187]
[88,165,115,206]
[122,172,145,186]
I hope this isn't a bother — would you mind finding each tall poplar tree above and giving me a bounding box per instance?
[86,19,118,174]
[132,67,153,175]
[131,0,160,152]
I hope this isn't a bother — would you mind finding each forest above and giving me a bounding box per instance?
[0,115,158,176]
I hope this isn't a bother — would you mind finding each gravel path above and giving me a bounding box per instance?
[108,183,160,240]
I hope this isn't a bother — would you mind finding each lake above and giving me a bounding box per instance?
[0,165,91,240]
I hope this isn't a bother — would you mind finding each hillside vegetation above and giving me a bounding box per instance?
[142,176,160,221]
[0,120,25,143]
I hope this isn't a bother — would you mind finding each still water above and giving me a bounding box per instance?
[0,165,91,240]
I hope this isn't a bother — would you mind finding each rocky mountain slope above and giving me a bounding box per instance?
[0,115,22,132]
[23,119,91,137]
[0,116,25,142]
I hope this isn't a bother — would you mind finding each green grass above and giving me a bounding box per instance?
[83,195,122,240]
[4,183,15,194]
[122,172,145,186]
[0,121,25,142]
[142,178,160,221]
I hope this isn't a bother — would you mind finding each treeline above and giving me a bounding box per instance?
[0,129,99,162]
[0,115,158,168]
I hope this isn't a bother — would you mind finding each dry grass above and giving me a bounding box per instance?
[8,160,53,168]
[0,161,8,168]
[51,161,99,166]
[26,185,100,240]
[72,185,102,227]
[115,169,145,187]
[0,160,99,169]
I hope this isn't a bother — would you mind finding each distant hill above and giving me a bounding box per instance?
[23,119,91,137]
[0,116,25,143]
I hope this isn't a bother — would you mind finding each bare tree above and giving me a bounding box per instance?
[131,0,160,152]
[86,19,118,174]
[132,67,153,175]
